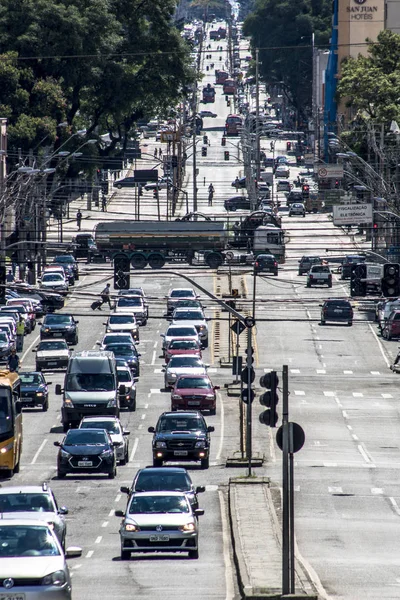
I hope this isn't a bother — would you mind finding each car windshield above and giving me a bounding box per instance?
[117,369,132,382]
[105,344,136,356]
[20,373,43,385]
[176,377,211,389]
[103,335,131,345]
[117,298,142,307]
[0,333,8,343]
[326,301,350,308]
[0,525,60,557]
[170,290,195,298]
[174,311,204,321]
[44,315,72,324]
[166,327,196,337]
[64,429,108,445]
[174,300,202,309]
[0,493,53,513]
[38,341,68,351]
[169,340,199,350]
[109,315,135,324]
[169,357,203,368]
[42,274,63,282]
[80,421,120,434]
[128,495,189,514]
[312,266,329,273]
[135,472,191,493]
[65,373,115,392]
[54,256,74,264]
[159,417,205,431]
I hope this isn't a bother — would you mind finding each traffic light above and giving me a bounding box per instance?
[286,142,291,151]
[201,146,207,157]
[245,346,255,365]
[224,151,230,161]
[221,137,226,146]
[153,189,159,200]
[301,184,310,201]
[350,263,367,297]
[381,263,400,297]
[259,370,279,427]
[254,259,262,274]
[113,254,130,290]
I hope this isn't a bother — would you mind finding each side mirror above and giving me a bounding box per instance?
[102,322,107,326]
[55,384,62,395]
[161,368,165,372]
[15,400,22,414]
[32,348,37,353]
[194,508,205,517]
[65,546,82,558]
[59,506,69,515]
[207,426,215,432]
[123,430,130,436]
[120,486,130,494]
[160,334,165,337]
[54,441,61,447]
[38,322,43,326]
[75,320,79,324]
[148,426,155,433]
[196,486,206,493]
[205,364,210,369]
[115,510,125,518]
[46,381,53,386]
[214,385,220,390]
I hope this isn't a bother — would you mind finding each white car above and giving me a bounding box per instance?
[116,366,137,411]
[161,325,200,354]
[199,110,217,118]
[105,313,139,341]
[99,332,135,350]
[34,339,70,371]
[144,176,172,191]
[275,165,290,178]
[114,296,147,325]
[167,288,199,315]
[171,308,209,348]
[39,272,68,294]
[79,416,130,465]
[288,202,306,217]
[163,355,208,388]
[276,180,291,192]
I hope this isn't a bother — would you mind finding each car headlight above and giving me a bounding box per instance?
[172,394,182,400]
[205,394,215,399]
[63,398,73,408]
[199,325,206,330]
[195,441,206,448]
[180,522,195,532]
[101,448,114,457]
[60,449,71,459]
[155,441,167,448]
[107,398,117,407]
[42,570,67,586]
[43,328,50,333]
[169,372,177,379]
[36,392,44,397]
[125,523,140,532]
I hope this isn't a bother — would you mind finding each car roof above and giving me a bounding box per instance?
[169,288,195,293]
[0,518,54,527]
[108,314,136,319]
[130,491,187,498]
[80,416,120,423]
[160,410,203,418]
[0,486,52,495]
[139,466,189,474]
[170,354,203,360]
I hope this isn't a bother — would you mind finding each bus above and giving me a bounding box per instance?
[202,84,216,103]
[223,79,236,95]
[0,370,22,476]
[225,114,242,136]
[215,70,229,85]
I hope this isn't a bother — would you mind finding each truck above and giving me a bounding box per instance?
[94,220,286,268]
[305,192,322,213]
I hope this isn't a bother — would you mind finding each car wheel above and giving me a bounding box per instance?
[42,400,49,412]
[142,319,147,326]
[13,460,20,474]
[121,549,131,560]
[108,466,117,479]
[306,282,311,288]
[153,458,163,467]
[201,457,209,469]
[209,407,216,416]
[58,471,66,479]
[119,455,126,466]
[117,184,122,189]
[124,448,129,464]
[188,549,199,559]
[328,282,332,288]
[348,321,353,326]
[321,320,325,325]
[129,399,136,411]
[274,271,278,276]
[202,338,209,349]
[73,335,78,345]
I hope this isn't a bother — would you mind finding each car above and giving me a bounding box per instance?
[104,342,140,377]
[39,271,68,295]
[199,110,217,118]
[99,332,135,350]
[171,308,209,347]
[163,355,208,389]
[298,255,322,276]
[165,338,202,363]
[254,254,278,275]
[73,232,97,260]
[54,427,118,478]
[7,295,44,318]
[286,190,303,205]
[0,520,81,597]
[79,416,130,465]
[161,325,200,354]
[51,262,75,285]
[382,309,400,340]
[20,371,51,410]
[118,287,149,317]
[6,299,37,328]
[0,318,16,341]
[10,285,65,312]
[264,157,275,167]
[1,305,32,333]
[166,288,199,315]
[224,195,251,211]
[114,296,147,325]
[113,176,144,189]
[171,374,219,414]
[39,314,79,345]
[172,299,204,313]
[377,298,400,330]
[116,365,137,410]
[275,165,290,178]
[116,491,203,560]
[340,254,366,280]
[0,483,68,547]
[320,299,353,326]
[276,180,291,192]
[52,254,79,280]
[231,176,247,188]
[125,466,205,510]
[148,410,214,468]
[144,176,172,191]
[34,339,70,372]
[307,265,332,288]
[104,313,139,341]
[0,330,13,359]
[275,155,289,165]
[289,202,306,217]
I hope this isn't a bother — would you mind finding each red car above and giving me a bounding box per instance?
[171,375,219,415]
[165,338,202,363]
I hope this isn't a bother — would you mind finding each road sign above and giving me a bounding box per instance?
[244,316,255,328]
[333,203,372,226]
[231,320,245,335]
[314,164,344,179]
[276,422,305,453]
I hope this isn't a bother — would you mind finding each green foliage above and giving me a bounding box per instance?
[242,0,332,120]
[337,30,400,123]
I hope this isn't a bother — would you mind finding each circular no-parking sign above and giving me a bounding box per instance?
[318,167,328,178]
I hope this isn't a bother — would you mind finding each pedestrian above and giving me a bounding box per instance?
[233,221,241,241]
[159,148,162,158]
[208,183,214,206]
[234,177,240,188]
[100,283,112,309]
[270,142,274,151]
[6,270,14,283]
[80,190,84,201]
[101,194,107,212]
[76,209,82,231]
[16,317,25,353]
[204,177,206,186]
[7,349,20,373]
[154,148,157,158]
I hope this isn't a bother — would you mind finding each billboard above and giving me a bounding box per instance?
[315,164,344,179]
[333,203,372,225]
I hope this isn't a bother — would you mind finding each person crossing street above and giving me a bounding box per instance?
[100,283,112,309]
[208,183,214,206]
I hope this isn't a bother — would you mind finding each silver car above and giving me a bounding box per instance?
[161,325,200,354]
[0,483,68,548]
[166,288,199,315]
[79,416,130,465]
[163,355,208,389]
[0,519,81,599]
[116,491,204,560]
[34,339,70,371]
[171,308,209,348]
[105,313,139,342]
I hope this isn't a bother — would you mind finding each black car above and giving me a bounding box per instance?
[53,255,79,280]
[73,233,97,260]
[39,314,79,345]
[340,255,366,280]
[321,299,353,326]
[104,343,140,377]
[224,196,251,211]
[54,428,117,479]
[298,255,322,276]
[286,191,303,205]
[148,411,214,469]
[122,466,205,510]
[10,286,65,313]
[231,176,247,188]
[20,371,51,411]
[113,176,145,189]
[254,254,278,275]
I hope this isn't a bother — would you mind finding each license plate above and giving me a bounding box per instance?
[174,450,188,456]
[188,401,200,406]
[78,461,93,467]
[149,534,169,542]
[47,361,57,366]
[334,310,343,313]
[0,595,25,600]
[23,397,33,402]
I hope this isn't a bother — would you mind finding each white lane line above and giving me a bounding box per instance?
[371,371,380,375]
[316,369,326,374]
[154,368,163,374]
[290,369,300,374]
[150,388,162,394]
[108,509,114,517]
[115,494,121,503]
[151,350,156,365]
[31,439,48,464]
[347,425,353,431]
[92,344,97,349]
[357,444,373,465]
[382,393,393,399]
[153,341,157,349]
[389,497,400,516]
[342,411,348,419]
[343,370,353,374]
[218,490,235,600]
[324,463,337,467]
[141,414,146,420]
[215,392,224,462]
[86,550,94,558]
[95,536,102,544]
[306,309,311,319]
[138,424,143,430]
[323,391,335,397]
[371,488,383,495]
[352,392,363,398]
[21,334,40,363]
[294,390,305,396]
[101,522,108,528]
[352,434,359,441]
[368,323,390,368]
[328,486,343,494]
[129,437,139,462]
[144,403,149,409]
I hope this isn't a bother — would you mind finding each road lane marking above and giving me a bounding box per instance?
[368,323,390,368]
[328,487,343,494]
[352,392,363,397]
[382,393,393,398]
[31,439,48,464]
[151,350,156,365]
[371,371,380,375]
[150,388,162,393]
[95,536,102,544]
[101,522,108,528]
[154,368,163,373]
[343,370,353,374]
[21,334,40,363]
[153,341,157,349]
[316,369,326,374]
[357,444,374,465]
[215,392,224,462]
[108,509,115,516]
[130,437,139,462]
[86,550,94,558]
[352,434,359,441]
[115,494,121,503]
[218,490,235,600]
[389,497,400,516]
[323,391,335,397]
[342,411,348,419]
[372,488,383,495]
[290,369,300,374]
[294,390,305,396]
[141,414,145,420]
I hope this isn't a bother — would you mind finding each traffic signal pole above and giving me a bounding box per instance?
[246,326,253,476]
[282,365,290,595]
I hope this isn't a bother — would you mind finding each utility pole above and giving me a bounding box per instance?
[192,91,198,213]
[255,48,261,182]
